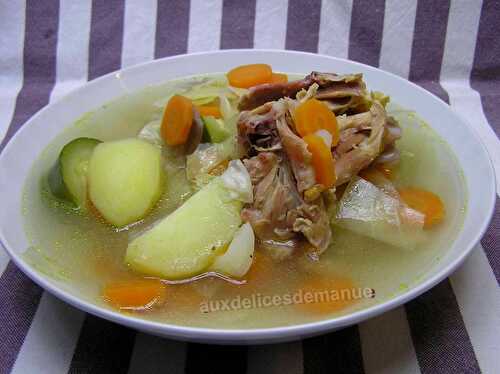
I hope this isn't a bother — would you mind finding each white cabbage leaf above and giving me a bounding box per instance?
[333,177,425,250]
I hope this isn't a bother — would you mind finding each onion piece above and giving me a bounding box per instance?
[184,107,204,155]
[209,222,255,278]
[221,160,253,203]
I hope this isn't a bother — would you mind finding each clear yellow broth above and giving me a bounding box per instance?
[22,74,466,329]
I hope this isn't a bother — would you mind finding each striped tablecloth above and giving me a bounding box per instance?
[0,1,499,373]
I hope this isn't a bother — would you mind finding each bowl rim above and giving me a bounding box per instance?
[0,49,496,343]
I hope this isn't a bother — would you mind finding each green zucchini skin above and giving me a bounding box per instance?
[48,160,70,201]
[202,116,229,143]
[48,137,101,209]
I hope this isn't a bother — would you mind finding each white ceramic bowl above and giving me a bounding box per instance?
[0,50,496,344]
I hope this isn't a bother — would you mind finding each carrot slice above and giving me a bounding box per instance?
[227,63,273,88]
[270,72,288,83]
[161,95,194,146]
[398,187,445,228]
[297,274,360,315]
[102,279,166,310]
[303,134,336,188]
[197,105,222,119]
[293,98,339,145]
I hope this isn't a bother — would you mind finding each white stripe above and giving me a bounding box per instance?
[247,341,303,374]
[10,293,85,374]
[127,333,186,374]
[253,0,288,50]
[450,245,500,374]
[49,1,91,102]
[11,2,92,372]
[359,307,421,374]
[443,83,500,194]
[318,0,353,58]
[440,3,500,373]
[440,0,481,81]
[122,0,157,68]
[440,0,500,195]
[187,0,223,53]
[0,1,25,143]
[379,0,417,79]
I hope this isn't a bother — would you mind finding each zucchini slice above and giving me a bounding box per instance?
[48,137,101,209]
[202,116,230,143]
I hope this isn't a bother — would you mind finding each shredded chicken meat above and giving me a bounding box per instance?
[237,71,401,257]
[239,101,332,256]
[238,72,367,114]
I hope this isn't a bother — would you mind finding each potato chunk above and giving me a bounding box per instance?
[88,138,163,227]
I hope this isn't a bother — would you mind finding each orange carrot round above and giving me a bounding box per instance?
[102,279,166,310]
[293,98,339,145]
[270,72,288,83]
[303,134,336,188]
[398,187,445,228]
[197,104,222,119]
[227,63,273,88]
[161,95,194,146]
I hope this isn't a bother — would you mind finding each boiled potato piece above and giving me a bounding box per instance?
[126,179,242,279]
[209,222,255,278]
[88,138,163,227]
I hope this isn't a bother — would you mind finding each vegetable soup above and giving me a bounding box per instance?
[22,67,466,328]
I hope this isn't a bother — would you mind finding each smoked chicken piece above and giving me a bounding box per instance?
[237,71,402,257]
[238,72,367,114]
[238,102,332,255]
